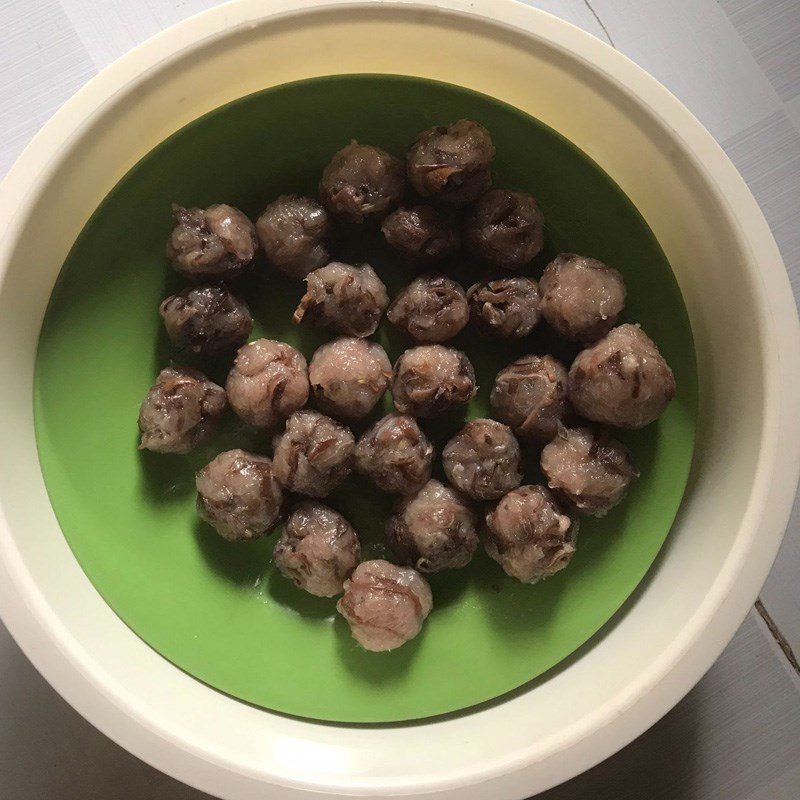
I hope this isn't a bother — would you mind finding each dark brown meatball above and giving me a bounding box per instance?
[541,426,637,516]
[272,410,355,498]
[138,365,226,454]
[226,339,309,428]
[319,141,406,223]
[569,324,676,429]
[273,501,360,597]
[381,205,459,267]
[309,337,391,420]
[387,479,478,572]
[166,203,256,282]
[391,345,476,418]
[293,262,388,338]
[387,276,469,343]
[484,485,577,583]
[159,284,253,356]
[490,354,569,443]
[539,253,626,342]
[196,449,283,541]
[406,119,495,206]
[256,195,330,280]
[467,277,541,339]
[442,419,523,500]
[337,560,433,651]
[463,190,544,270]
[354,413,434,495]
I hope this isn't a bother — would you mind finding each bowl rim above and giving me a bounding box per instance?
[1,1,799,798]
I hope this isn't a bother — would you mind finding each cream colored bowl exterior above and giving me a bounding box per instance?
[0,1,798,798]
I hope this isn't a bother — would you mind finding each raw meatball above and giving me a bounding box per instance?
[467,277,541,339]
[138,365,226,454]
[159,284,253,356]
[539,253,626,342]
[273,501,361,597]
[442,419,523,500]
[272,410,355,498]
[569,324,676,429]
[309,337,391,420]
[387,479,478,572]
[196,449,283,541]
[387,276,469,343]
[337,560,433,651]
[463,190,544,270]
[354,413,434,495]
[381,205,459,267]
[293,262,388,338]
[319,141,406,223]
[256,195,330,280]
[490,354,569,443]
[484,485,577,583]
[166,203,256,282]
[541,426,637,516]
[406,119,495,206]
[226,339,309,428]
[391,345,476,418]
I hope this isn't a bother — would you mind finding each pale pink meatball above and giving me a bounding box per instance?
[337,560,433,651]
[484,485,577,583]
[272,410,355,498]
[196,449,283,541]
[490,354,569,443]
[539,253,626,342]
[467,277,541,339]
[541,426,637,516]
[387,479,478,572]
[138,366,226,454]
[309,337,391,420]
[166,203,256,282]
[256,195,330,280]
[381,205,459,268]
[387,276,469,343]
[568,324,676,429]
[226,339,309,428]
[273,501,360,597]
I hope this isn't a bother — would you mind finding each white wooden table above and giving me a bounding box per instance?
[1,1,799,798]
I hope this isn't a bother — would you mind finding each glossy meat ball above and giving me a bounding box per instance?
[319,141,406,223]
[337,560,433,651]
[381,205,459,268]
[138,365,226,454]
[293,262,388,338]
[159,284,253,356]
[387,479,478,572]
[484,485,577,583]
[196,449,283,541]
[309,337,391,420]
[256,195,330,280]
[539,253,626,342]
[442,419,523,500]
[541,426,637,516]
[463,190,544,270]
[166,203,256,282]
[273,501,360,597]
[569,324,676,429]
[490,354,569,443]
[391,345,476,418]
[387,276,469,343]
[354,413,434,495]
[467,277,541,339]
[406,119,495,206]
[226,339,309,428]
[272,410,355,498]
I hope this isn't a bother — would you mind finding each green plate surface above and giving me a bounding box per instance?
[34,75,697,723]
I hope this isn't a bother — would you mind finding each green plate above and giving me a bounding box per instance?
[34,75,697,723]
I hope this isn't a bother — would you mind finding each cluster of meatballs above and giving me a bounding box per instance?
[139,120,676,653]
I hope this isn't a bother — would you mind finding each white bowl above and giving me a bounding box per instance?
[1,1,799,798]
